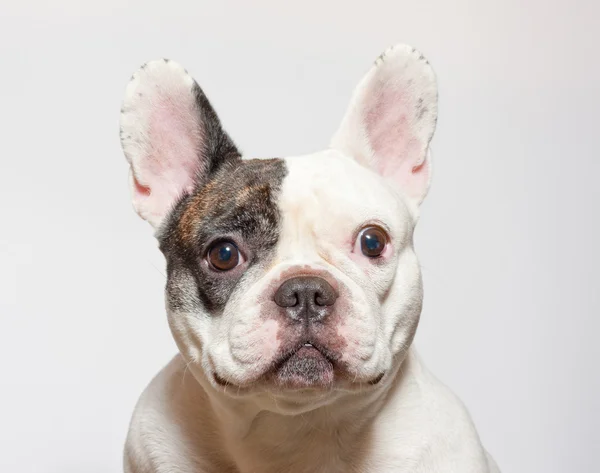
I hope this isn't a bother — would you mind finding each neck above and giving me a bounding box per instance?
[196,352,413,473]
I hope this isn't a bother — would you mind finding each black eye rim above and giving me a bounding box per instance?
[356,224,390,258]
[203,238,246,272]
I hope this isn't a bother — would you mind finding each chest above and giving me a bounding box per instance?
[226,419,370,473]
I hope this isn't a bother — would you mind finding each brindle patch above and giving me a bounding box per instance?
[159,158,287,313]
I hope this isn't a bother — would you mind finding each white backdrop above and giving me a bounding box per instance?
[1,1,598,472]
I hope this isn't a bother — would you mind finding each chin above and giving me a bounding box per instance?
[211,343,388,405]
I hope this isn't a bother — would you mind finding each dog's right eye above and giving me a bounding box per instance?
[207,241,242,271]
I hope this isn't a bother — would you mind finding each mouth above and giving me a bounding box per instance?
[212,342,385,392]
[271,341,335,389]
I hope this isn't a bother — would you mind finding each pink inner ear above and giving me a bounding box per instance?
[146,97,201,191]
[364,79,429,200]
[133,173,151,196]
[134,95,203,220]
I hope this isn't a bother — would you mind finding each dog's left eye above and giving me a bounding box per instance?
[207,241,242,271]
[358,226,388,258]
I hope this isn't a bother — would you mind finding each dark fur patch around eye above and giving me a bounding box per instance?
[159,158,287,313]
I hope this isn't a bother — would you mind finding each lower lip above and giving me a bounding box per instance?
[274,346,334,389]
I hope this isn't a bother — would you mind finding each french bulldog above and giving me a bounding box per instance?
[119,44,499,473]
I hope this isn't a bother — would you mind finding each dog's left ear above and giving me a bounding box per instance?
[331,45,438,206]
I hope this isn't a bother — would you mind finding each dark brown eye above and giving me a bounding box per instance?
[207,241,240,271]
[360,226,388,257]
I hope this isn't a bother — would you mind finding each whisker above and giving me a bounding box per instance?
[181,359,193,387]
[148,260,167,280]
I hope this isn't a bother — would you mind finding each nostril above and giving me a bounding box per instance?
[274,290,298,308]
[314,287,337,307]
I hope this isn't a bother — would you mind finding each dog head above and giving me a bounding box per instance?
[119,45,437,409]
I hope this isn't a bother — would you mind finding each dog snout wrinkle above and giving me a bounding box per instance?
[274,276,337,322]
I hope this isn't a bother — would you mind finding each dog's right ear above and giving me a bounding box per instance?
[119,59,240,228]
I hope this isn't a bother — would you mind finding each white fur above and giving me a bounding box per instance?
[121,45,499,472]
[125,353,499,473]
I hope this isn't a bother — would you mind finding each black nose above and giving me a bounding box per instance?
[274,276,338,322]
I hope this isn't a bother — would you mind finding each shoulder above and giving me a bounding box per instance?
[368,349,496,472]
[123,355,222,473]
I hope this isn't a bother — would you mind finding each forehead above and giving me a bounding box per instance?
[163,150,410,253]
[278,150,410,231]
